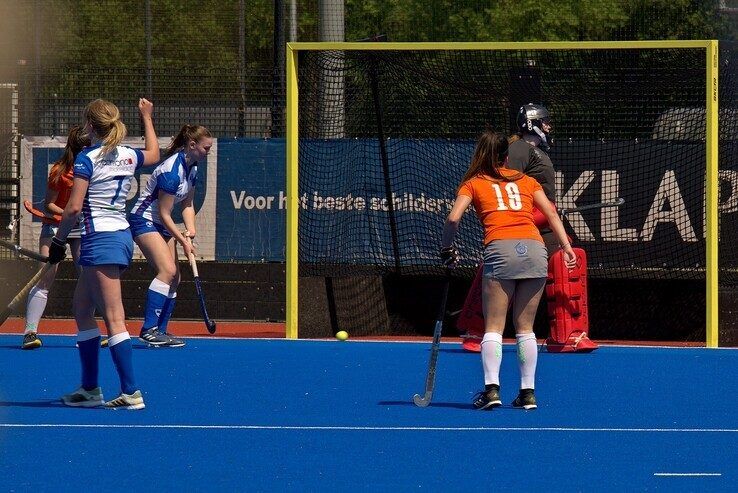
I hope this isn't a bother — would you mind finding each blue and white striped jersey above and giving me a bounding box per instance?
[131,151,198,225]
[73,144,144,234]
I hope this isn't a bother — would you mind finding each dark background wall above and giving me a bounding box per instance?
[4,259,734,345]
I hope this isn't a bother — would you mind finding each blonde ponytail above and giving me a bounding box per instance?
[83,99,127,155]
[102,118,127,155]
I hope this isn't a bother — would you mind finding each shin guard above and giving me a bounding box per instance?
[544,247,598,353]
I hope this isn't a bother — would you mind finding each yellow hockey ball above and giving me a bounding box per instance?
[335,330,349,341]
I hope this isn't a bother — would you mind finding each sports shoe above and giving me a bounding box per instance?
[61,387,104,407]
[160,333,186,348]
[139,327,172,346]
[472,385,502,410]
[21,332,42,350]
[104,390,145,410]
[512,389,537,410]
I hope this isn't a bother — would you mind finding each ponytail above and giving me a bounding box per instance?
[164,124,212,158]
[101,119,127,155]
[49,125,91,185]
[83,99,127,155]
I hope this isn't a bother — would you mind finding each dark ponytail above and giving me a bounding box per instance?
[49,125,91,185]
[164,124,212,159]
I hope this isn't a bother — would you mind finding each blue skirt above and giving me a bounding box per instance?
[128,213,172,239]
[79,229,134,268]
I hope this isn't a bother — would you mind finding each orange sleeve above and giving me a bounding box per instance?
[457,180,474,198]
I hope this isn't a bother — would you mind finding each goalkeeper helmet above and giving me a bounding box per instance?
[516,103,552,151]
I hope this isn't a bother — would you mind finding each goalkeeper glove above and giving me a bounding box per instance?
[439,246,458,267]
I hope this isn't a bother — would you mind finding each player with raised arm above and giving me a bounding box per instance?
[458,104,598,353]
[49,98,159,410]
[21,126,90,349]
[129,124,212,347]
[442,130,576,410]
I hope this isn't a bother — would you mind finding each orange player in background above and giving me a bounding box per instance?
[440,130,576,410]
[21,126,90,349]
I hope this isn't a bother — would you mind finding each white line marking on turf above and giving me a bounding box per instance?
[0,424,737,432]
[654,473,722,477]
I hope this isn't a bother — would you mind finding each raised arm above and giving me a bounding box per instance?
[138,98,159,166]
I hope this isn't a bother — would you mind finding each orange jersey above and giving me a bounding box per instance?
[44,166,74,224]
[457,168,544,245]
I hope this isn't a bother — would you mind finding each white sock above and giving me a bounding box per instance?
[24,286,49,334]
[108,332,131,347]
[481,332,503,386]
[516,333,538,390]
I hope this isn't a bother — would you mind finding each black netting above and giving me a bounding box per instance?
[295,47,736,340]
[297,48,710,278]
[719,42,738,286]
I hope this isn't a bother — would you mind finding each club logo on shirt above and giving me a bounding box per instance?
[515,242,528,256]
[98,157,134,167]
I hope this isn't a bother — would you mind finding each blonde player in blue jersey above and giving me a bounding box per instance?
[129,125,212,347]
[48,98,159,410]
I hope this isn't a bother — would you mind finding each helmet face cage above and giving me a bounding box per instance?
[516,103,552,151]
[517,103,551,135]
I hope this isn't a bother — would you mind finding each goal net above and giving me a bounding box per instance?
[288,41,731,345]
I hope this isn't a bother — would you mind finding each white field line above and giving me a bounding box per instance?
[0,424,737,432]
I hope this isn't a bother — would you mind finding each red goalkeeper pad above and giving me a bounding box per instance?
[544,247,598,353]
[456,263,484,352]
[24,200,61,225]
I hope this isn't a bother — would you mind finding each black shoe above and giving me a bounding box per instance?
[472,385,502,410]
[22,332,42,350]
[160,333,186,348]
[512,389,537,410]
[139,327,171,346]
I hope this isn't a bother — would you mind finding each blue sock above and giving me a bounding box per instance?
[142,278,170,333]
[158,293,176,334]
[108,332,137,395]
[77,328,101,391]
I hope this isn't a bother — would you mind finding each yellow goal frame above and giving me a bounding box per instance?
[286,40,720,346]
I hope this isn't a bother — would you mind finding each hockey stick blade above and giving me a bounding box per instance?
[413,392,431,408]
[413,278,450,408]
[560,198,625,216]
[23,199,61,223]
[0,239,49,262]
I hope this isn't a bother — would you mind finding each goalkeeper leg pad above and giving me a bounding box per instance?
[544,248,598,353]
[456,263,485,352]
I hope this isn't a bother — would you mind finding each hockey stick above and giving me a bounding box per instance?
[0,239,49,263]
[188,252,217,334]
[413,275,451,407]
[559,197,625,216]
[23,200,61,223]
[0,262,54,326]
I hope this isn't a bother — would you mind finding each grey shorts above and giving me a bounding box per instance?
[482,239,548,280]
[40,222,82,239]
